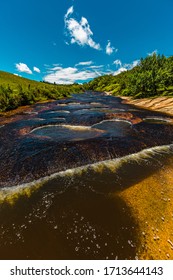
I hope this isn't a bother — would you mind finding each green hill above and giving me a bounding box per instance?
[0,71,84,112]
[1,54,173,112]
[86,54,173,98]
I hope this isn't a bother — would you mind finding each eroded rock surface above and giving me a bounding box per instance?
[1,91,173,188]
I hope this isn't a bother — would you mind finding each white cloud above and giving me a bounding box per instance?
[33,66,41,73]
[16,63,32,74]
[44,66,99,84]
[89,65,104,69]
[43,57,140,84]
[114,67,127,76]
[124,60,140,69]
[53,63,62,67]
[75,61,93,66]
[148,49,158,56]
[113,59,122,67]
[49,66,63,71]
[132,60,140,67]
[106,41,117,55]
[64,6,101,50]
[64,6,74,20]
[113,59,139,76]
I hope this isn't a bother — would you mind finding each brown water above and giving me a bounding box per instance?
[0,91,173,260]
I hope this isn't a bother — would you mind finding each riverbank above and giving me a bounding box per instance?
[121,96,173,116]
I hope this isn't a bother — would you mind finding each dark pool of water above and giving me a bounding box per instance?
[0,188,138,260]
[30,125,105,142]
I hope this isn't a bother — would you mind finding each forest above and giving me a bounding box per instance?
[86,54,173,98]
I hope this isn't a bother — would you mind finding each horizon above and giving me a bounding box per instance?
[0,0,173,84]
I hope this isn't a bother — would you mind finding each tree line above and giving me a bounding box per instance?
[86,54,173,98]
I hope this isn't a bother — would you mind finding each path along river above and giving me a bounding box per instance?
[0,91,173,259]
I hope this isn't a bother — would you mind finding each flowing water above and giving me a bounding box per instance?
[0,91,173,260]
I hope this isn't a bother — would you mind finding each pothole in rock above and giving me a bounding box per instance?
[92,120,133,137]
[38,112,70,119]
[71,110,105,116]
[89,102,107,107]
[30,124,106,142]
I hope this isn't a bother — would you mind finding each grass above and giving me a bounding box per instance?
[0,70,84,112]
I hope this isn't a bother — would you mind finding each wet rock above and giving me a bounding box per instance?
[1,92,173,189]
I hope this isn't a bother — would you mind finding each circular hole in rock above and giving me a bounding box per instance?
[92,120,133,137]
[30,125,105,142]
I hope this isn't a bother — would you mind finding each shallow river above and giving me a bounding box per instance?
[0,92,173,259]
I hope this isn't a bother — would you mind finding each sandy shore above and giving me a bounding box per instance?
[116,157,173,260]
[121,96,173,116]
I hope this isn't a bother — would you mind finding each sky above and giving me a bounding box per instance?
[0,0,173,84]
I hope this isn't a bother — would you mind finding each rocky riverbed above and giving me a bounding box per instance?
[0,91,173,259]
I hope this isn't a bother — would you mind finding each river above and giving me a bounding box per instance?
[0,91,173,259]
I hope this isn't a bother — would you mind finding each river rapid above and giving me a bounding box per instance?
[0,91,173,259]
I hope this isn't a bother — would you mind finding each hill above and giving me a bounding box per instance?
[0,71,84,112]
[1,54,173,112]
[86,54,173,98]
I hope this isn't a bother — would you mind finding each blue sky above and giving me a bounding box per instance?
[0,0,173,84]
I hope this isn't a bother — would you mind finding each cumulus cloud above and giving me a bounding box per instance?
[33,66,41,73]
[124,60,140,69]
[131,60,140,67]
[113,59,122,67]
[15,63,32,74]
[114,67,127,76]
[113,59,139,76]
[106,41,117,55]
[43,57,140,84]
[44,66,99,84]
[75,61,93,66]
[64,6,101,50]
